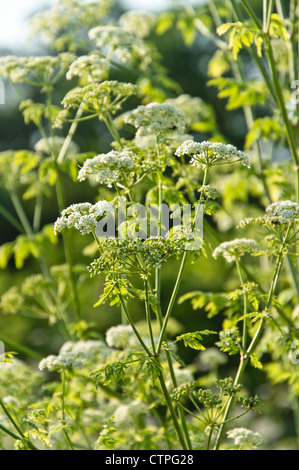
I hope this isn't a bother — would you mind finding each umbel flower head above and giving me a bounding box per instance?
[213,238,261,263]
[54,201,115,235]
[0,53,75,85]
[124,102,186,139]
[54,81,138,127]
[227,427,262,448]
[175,140,250,170]
[88,25,152,67]
[238,200,299,229]
[78,150,137,187]
[119,10,157,38]
[66,53,110,84]
[266,200,299,221]
[39,352,85,372]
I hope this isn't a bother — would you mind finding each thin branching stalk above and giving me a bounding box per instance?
[214,222,292,449]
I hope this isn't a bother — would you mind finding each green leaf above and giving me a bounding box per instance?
[0,242,14,269]
[156,12,175,35]
[176,330,216,350]
[91,361,128,386]
[217,22,264,59]
[250,353,263,370]
[208,77,268,111]
[245,117,282,149]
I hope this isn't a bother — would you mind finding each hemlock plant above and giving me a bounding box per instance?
[0,0,298,451]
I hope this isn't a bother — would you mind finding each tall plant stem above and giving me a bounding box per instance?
[119,293,188,449]
[157,373,188,450]
[214,223,292,449]
[236,258,248,351]
[154,176,193,450]
[44,86,81,321]
[156,167,209,354]
[57,105,84,164]
[239,0,299,165]
[0,398,38,450]
[0,201,24,233]
[156,252,188,355]
[9,188,51,279]
[61,370,74,450]
[144,280,156,354]
[55,171,81,320]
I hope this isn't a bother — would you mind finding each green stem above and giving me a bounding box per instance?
[61,370,74,450]
[57,105,84,164]
[104,112,123,147]
[264,0,275,32]
[118,294,152,356]
[144,280,156,354]
[157,374,188,450]
[119,292,189,449]
[156,252,188,354]
[33,194,43,233]
[9,189,34,238]
[230,0,277,103]
[0,201,24,233]
[214,223,292,449]
[0,398,38,449]
[0,422,22,442]
[236,258,248,352]
[0,335,43,360]
[0,397,25,438]
[157,166,209,354]
[55,171,81,321]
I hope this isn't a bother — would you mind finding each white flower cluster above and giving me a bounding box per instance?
[105,325,139,349]
[34,136,79,157]
[88,25,150,65]
[78,150,137,187]
[125,102,186,138]
[28,0,112,47]
[166,94,215,129]
[213,238,261,263]
[175,140,250,169]
[119,10,156,38]
[54,81,138,127]
[227,427,262,448]
[60,339,111,362]
[113,400,149,426]
[266,200,299,221]
[54,201,115,235]
[39,352,85,372]
[66,54,109,83]
[0,54,75,84]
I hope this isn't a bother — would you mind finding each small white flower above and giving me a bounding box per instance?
[39,352,85,371]
[66,54,109,83]
[119,10,156,38]
[59,340,111,362]
[78,151,137,187]
[34,136,79,157]
[105,325,138,349]
[125,102,186,139]
[266,200,299,221]
[54,201,115,235]
[212,238,260,263]
[175,140,250,169]
[227,427,262,448]
[113,400,149,426]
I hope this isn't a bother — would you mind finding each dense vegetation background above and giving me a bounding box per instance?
[0,0,298,450]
